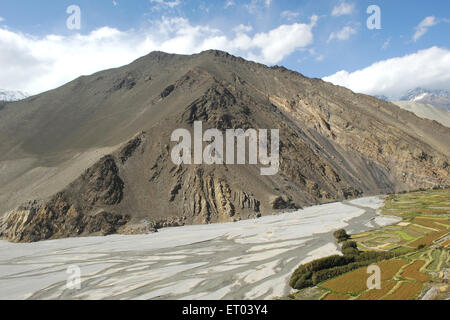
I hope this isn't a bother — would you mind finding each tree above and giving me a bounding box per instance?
[342,240,357,250]
[333,229,350,242]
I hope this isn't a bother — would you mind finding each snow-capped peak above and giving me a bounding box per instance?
[401,88,450,100]
[400,88,450,110]
[412,92,430,101]
[0,89,29,102]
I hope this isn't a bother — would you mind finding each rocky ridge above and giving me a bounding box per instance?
[0,50,449,242]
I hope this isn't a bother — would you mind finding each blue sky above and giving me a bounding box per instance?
[0,0,449,97]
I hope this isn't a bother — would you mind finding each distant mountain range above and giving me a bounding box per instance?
[0,89,29,102]
[393,100,450,128]
[373,88,450,126]
[399,88,450,111]
[374,95,389,102]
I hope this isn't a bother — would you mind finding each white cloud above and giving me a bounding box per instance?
[323,47,450,99]
[0,17,317,94]
[315,54,324,62]
[233,24,253,34]
[382,37,391,50]
[413,16,438,42]
[224,0,235,8]
[149,0,182,10]
[331,2,355,16]
[328,25,357,42]
[0,17,4,22]
[245,0,272,14]
[248,16,317,64]
[281,10,300,21]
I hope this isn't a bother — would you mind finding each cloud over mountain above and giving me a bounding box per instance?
[0,16,316,94]
[323,47,450,99]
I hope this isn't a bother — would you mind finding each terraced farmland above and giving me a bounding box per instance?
[320,259,408,295]
[355,281,396,300]
[289,188,450,300]
[323,292,349,300]
[352,190,450,252]
[401,260,430,282]
[382,282,423,300]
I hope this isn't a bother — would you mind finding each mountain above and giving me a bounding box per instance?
[374,95,389,102]
[400,88,450,110]
[393,101,450,128]
[0,89,29,102]
[0,50,449,243]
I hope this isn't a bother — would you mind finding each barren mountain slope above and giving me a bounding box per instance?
[0,50,449,242]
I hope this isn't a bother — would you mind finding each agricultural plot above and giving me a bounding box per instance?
[314,250,446,300]
[323,292,349,300]
[401,260,430,282]
[355,281,396,300]
[426,249,443,272]
[355,190,449,252]
[382,282,423,300]
[320,267,372,295]
[410,230,448,248]
[319,259,408,296]
[413,217,447,230]
[289,188,450,300]
[381,189,450,218]
[394,231,416,241]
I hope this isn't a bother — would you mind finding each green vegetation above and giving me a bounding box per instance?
[341,240,357,250]
[333,229,350,243]
[341,240,359,256]
[352,189,449,252]
[382,188,450,218]
[289,244,396,290]
[394,231,415,241]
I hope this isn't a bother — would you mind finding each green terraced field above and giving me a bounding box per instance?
[289,188,450,300]
[356,189,449,252]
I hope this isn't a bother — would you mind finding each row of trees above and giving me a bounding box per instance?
[289,229,397,290]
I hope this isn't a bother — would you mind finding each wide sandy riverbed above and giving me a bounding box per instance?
[0,196,398,300]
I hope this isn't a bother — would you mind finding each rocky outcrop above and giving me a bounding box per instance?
[177,168,260,223]
[161,85,175,98]
[111,73,137,91]
[270,196,296,210]
[0,196,129,243]
[119,133,144,164]
[0,155,129,242]
[72,155,124,206]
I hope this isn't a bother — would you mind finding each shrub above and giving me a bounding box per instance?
[333,229,350,242]
[289,255,354,289]
[342,247,359,256]
[289,250,397,289]
[341,240,357,250]
[292,273,313,290]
